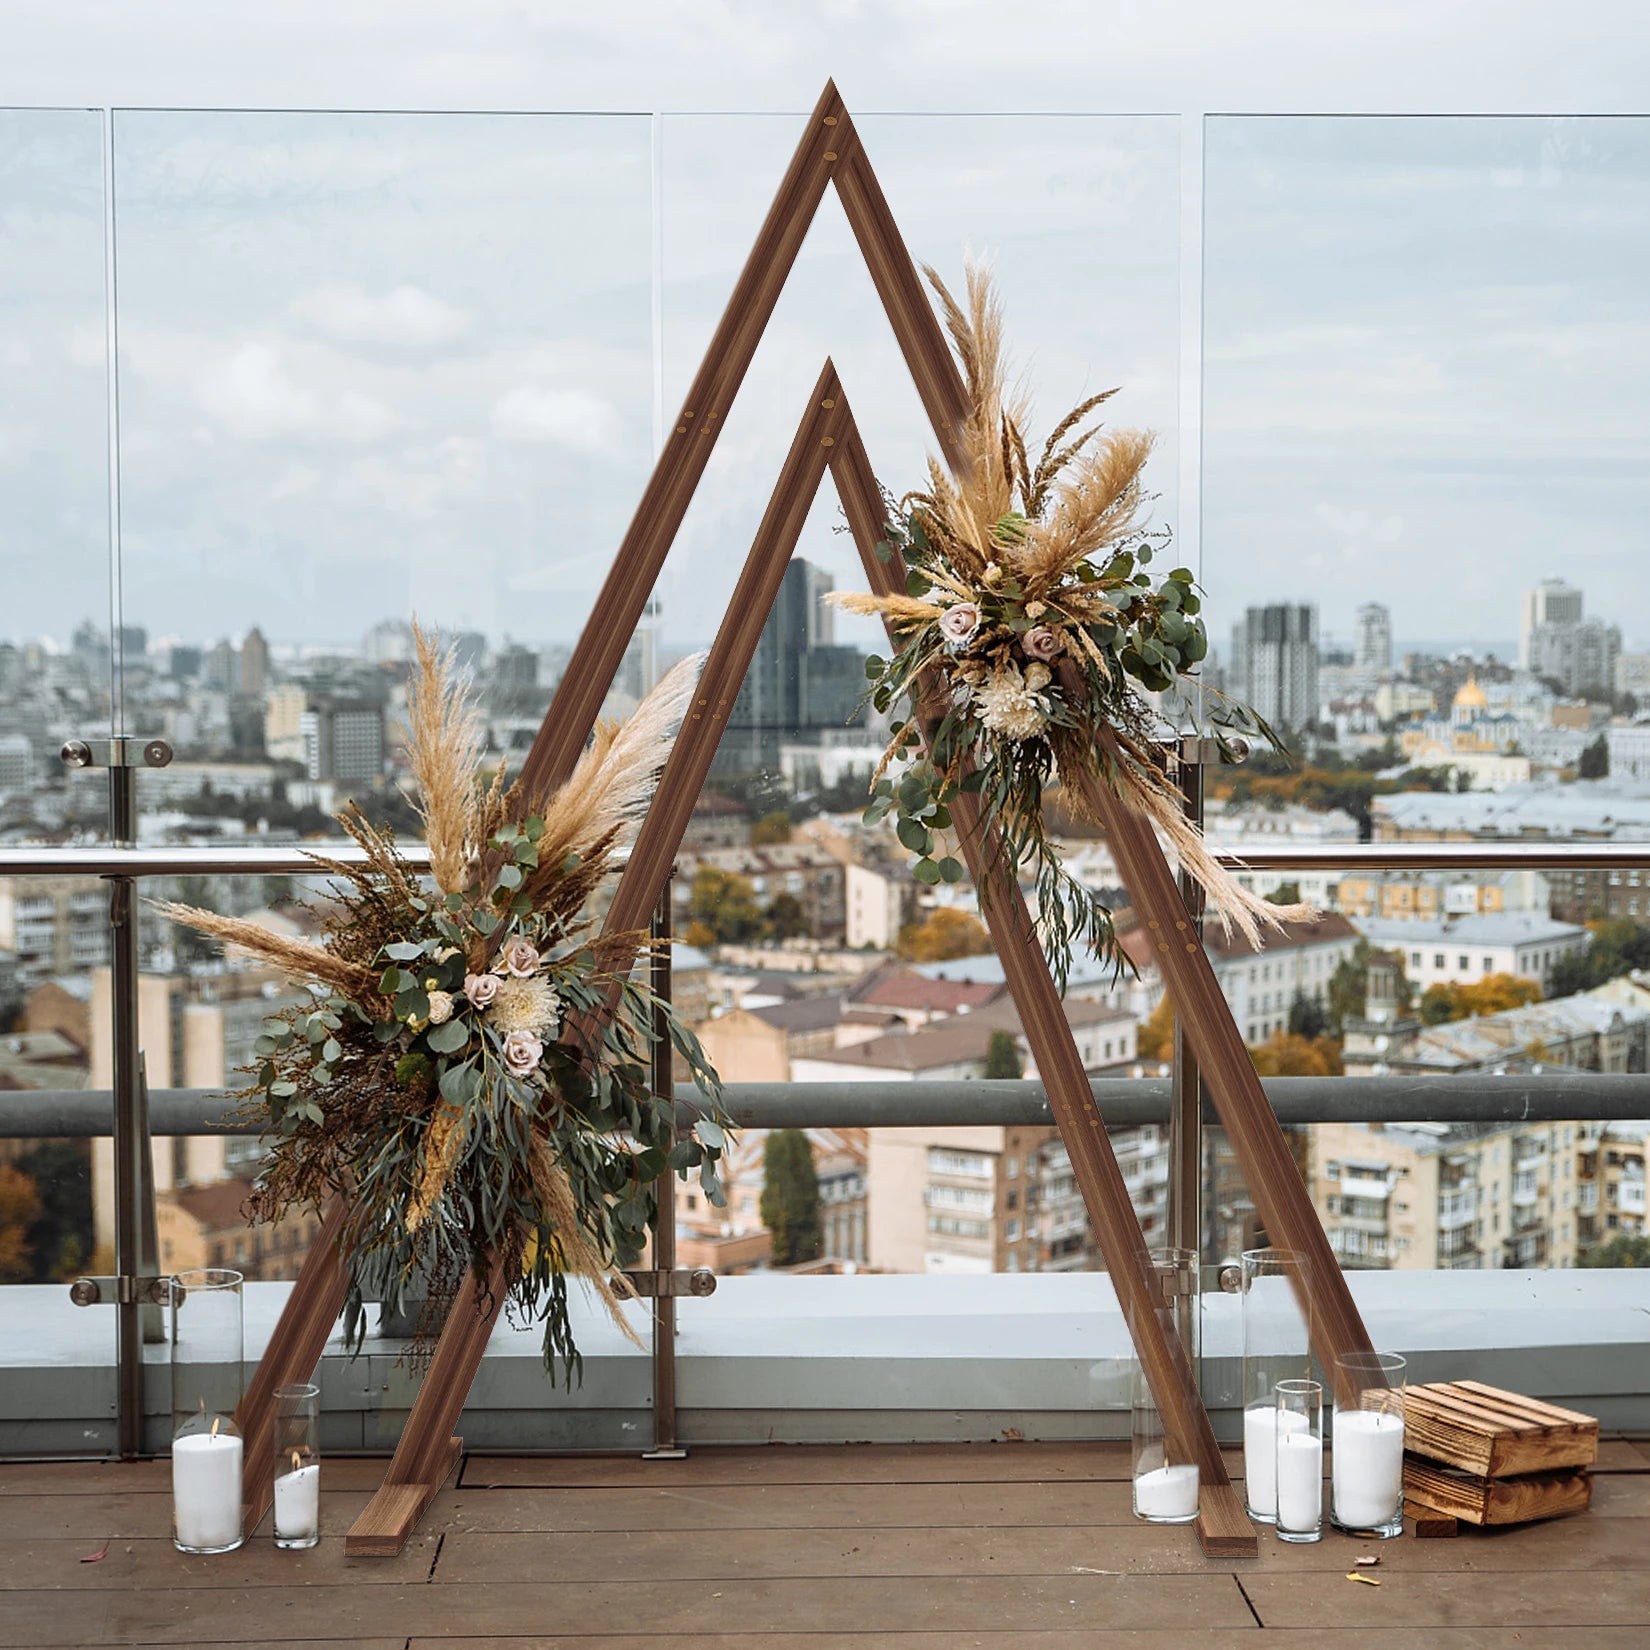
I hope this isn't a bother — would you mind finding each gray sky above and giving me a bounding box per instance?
[1,4,1647,662]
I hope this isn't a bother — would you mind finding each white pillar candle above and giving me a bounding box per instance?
[1276,1428,1324,1532]
[1332,1408,1406,1529]
[1243,1404,1308,1518]
[172,1428,244,1551]
[273,1462,321,1542]
[1133,1462,1200,1520]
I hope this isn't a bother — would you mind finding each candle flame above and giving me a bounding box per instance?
[210,1415,221,1439]
[290,1449,302,1474]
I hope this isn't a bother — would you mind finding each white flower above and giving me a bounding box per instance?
[490,975,562,1037]
[1024,663,1052,692]
[937,602,981,649]
[501,1030,543,1077]
[973,667,1051,742]
[426,990,455,1025]
[464,973,499,1009]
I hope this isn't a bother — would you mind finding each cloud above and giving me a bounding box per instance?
[195,339,403,442]
[290,283,472,353]
[490,384,620,453]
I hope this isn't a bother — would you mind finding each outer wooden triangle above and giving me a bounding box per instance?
[239,82,1378,1562]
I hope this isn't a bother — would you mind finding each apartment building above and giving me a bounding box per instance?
[1354,911,1589,993]
[1335,868,1550,924]
[1307,1118,1622,1270]
[0,875,109,991]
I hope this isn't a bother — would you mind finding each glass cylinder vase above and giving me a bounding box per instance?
[1331,1350,1408,1539]
[272,1383,321,1548]
[1131,1247,1201,1525]
[169,1268,245,1555]
[1274,1379,1324,1543]
[1239,1247,1312,1524]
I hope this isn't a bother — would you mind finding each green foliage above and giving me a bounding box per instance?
[1286,991,1329,1040]
[751,810,794,845]
[689,866,765,946]
[1268,881,1303,907]
[1549,919,1650,997]
[760,1129,821,1267]
[1325,940,1412,1038]
[984,1029,1025,1080]
[1579,1233,1650,1268]
[11,1142,93,1284]
[1578,735,1609,780]
[763,892,809,941]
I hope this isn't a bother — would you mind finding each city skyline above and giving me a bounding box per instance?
[4,111,1649,660]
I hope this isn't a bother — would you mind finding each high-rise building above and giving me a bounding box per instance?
[264,684,308,764]
[1229,603,1319,733]
[238,626,269,698]
[1528,617,1622,698]
[300,700,385,781]
[1353,603,1392,675]
[203,638,237,692]
[1520,578,1585,669]
[716,558,866,774]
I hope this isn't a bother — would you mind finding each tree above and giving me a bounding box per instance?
[0,1163,42,1284]
[751,810,794,845]
[689,866,764,945]
[760,1129,821,1266]
[1287,991,1329,1040]
[763,892,809,941]
[1325,940,1411,1037]
[985,1030,1024,1079]
[1419,973,1543,1026]
[1579,1233,1650,1268]
[896,907,991,962]
[1249,1030,1344,1077]
[13,1142,93,1283]
[1578,735,1609,780]
[1268,882,1303,908]
[1549,918,1650,996]
[1137,994,1176,1062]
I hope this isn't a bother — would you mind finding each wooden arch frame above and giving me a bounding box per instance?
[233,81,1377,1561]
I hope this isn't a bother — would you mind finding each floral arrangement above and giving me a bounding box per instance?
[157,628,731,1380]
[833,265,1310,982]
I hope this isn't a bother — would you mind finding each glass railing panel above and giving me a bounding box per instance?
[0,108,116,1454]
[107,109,655,847]
[1200,114,1650,1274]
[657,112,1183,1275]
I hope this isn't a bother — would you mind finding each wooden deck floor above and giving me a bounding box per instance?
[2,1440,1648,1647]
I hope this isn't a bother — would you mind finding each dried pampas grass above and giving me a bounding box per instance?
[406,621,485,896]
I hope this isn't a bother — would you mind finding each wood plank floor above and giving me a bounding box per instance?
[1,1440,1647,1647]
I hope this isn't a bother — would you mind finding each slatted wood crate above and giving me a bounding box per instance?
[1402,1381,1598,1532]
[1402,1381,1598,1477]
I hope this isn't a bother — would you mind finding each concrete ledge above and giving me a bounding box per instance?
[3,1270,1647,1456]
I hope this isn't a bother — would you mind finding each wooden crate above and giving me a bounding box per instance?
[1401,1381,1598,1477]
[1403,1457,1593,1527]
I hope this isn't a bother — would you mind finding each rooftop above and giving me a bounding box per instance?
[1356,911,1589,947]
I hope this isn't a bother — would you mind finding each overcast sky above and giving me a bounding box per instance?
[1,2,1647,666]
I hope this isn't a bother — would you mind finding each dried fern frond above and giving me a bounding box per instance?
[406,621,484,896]
[148,902,379,1006]
[1021,428,1155,591]
[528,1134,644,1348]
[525,652,704,898]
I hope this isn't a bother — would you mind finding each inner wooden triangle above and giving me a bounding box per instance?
[235,80,1377,1562]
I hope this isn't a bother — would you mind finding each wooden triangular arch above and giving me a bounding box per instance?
[234,82,1377,1561]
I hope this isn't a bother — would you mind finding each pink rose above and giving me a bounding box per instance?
[464,972,499,1009]
[498,937,540,978]
[937,602,981,648]
[501,1029,544,1077]
[1022,626,1064,662]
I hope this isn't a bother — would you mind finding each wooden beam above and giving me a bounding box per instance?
[234,1193,349,1530]
[513,81,849,805]
[345,367,850,1557]
[1064,710,1377,1398]
[829,413,1254,1559]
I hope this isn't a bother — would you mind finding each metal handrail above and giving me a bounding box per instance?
[2,839,1649,877]
[7,1072,1647,1136]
